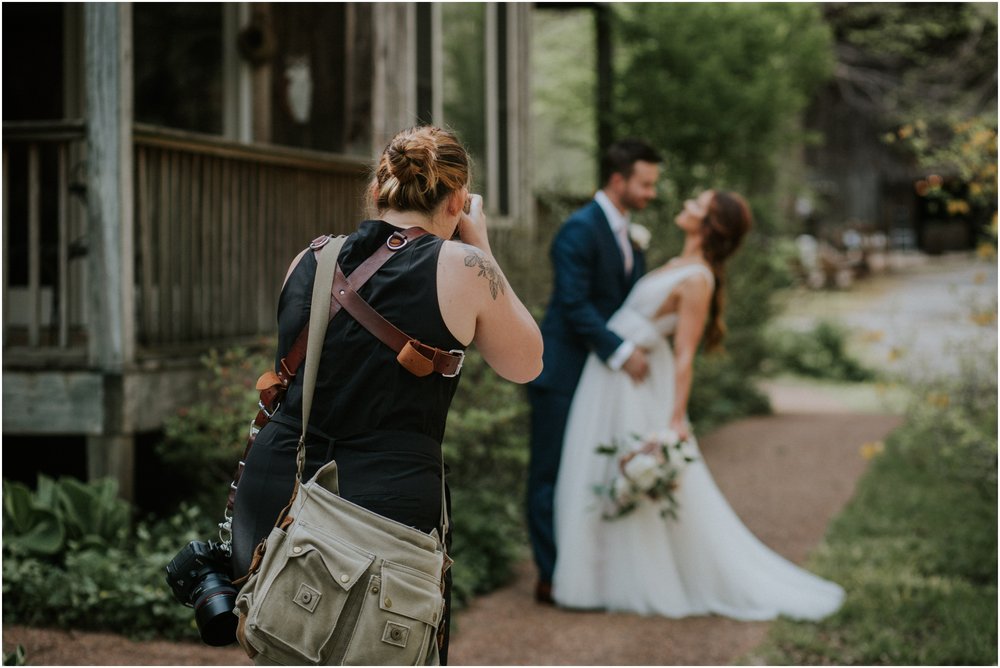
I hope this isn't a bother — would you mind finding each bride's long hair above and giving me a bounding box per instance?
[700,191,753,351]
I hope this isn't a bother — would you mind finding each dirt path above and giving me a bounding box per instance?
[2,393,900,666]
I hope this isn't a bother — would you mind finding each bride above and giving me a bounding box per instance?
[551,190,844,620]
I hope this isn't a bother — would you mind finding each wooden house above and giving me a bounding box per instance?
[2,3,534,499]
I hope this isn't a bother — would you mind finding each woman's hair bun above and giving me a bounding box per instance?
[388,136,439,194]
[370,126,471,215]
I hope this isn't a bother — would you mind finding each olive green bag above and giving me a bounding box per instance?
[234,238,450,666]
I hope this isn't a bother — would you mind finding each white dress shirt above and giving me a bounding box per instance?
[593,190,636,371]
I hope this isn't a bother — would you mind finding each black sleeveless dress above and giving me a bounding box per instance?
[231,220,464,661]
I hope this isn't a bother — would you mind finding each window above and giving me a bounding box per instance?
[134,3,223,134]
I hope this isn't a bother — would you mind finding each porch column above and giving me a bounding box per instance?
[84,2,136,500]
[372,3,418,153]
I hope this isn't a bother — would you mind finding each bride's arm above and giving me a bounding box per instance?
[667,275,712,439]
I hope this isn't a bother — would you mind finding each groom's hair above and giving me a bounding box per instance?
[600,139,662,186]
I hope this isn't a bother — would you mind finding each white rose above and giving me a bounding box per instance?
[623,453,660,492]
[650,429,681,448]
[629,223,652,251]
[612,476,634,504]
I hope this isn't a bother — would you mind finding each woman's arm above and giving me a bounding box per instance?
[438,197,543,384]
[665,274,713,439]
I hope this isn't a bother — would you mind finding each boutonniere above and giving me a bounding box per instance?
[629,223,652,251]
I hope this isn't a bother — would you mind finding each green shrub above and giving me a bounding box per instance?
[746,354,997,665]
[766,320,876,382]
[2,475,130,558]
[157,344,274,512]
[2,499,213,640]
[2,645,26,666]
[442,349,532,604]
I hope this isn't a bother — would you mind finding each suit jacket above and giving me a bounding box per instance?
[532,199,645,393]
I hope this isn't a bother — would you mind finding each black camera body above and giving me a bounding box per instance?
[165,540,238,646]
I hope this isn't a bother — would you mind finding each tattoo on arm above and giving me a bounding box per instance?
[464,249,506,300]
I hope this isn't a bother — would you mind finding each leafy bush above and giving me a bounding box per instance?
[442,349,532,605]
[746,354,997,665]
[2,645,26,666]
[766,320,876,382]
[2,475,130,558]
[613,3,833,203]
[157,344,274,512]
[2,492,214,640]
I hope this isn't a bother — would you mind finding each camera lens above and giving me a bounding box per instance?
[192,572,239,646]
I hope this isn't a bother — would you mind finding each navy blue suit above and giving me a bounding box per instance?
[527,199,645,583]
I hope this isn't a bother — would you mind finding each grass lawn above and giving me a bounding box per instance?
[743,375,997,665]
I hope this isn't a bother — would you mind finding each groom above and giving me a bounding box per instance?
[527,139,662,603]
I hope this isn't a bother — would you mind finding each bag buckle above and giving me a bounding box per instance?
[258,399,279,419]
[442,349,465,378]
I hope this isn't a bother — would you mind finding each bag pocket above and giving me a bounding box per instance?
[248,521,376,664]
[341,560,444,666]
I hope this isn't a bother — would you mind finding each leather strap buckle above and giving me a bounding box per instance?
[442,349,465,378]
[386,230,410,251]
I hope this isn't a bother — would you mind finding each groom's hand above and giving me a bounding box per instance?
[622,348,650,383]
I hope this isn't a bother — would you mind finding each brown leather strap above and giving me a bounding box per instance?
[333,267,465,377]
[276,227,431,391]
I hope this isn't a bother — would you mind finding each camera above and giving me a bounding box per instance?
[165,540,238,646]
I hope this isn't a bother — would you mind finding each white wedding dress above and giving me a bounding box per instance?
[552,263,844,620]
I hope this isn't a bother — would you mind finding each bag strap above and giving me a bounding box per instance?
[297,236,450,541]
[225,235,347,518]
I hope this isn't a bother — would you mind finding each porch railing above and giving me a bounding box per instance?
[3,121,371,360]
[2,120,89,352]
[133,124,370,349]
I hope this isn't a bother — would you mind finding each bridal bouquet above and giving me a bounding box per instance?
[593,429,697,521]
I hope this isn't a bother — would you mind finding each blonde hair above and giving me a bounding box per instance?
[370,126,470,215]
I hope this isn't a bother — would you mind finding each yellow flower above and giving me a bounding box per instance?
[976,243,996,261]
[888,347,905,362]
[946,200,971,216]
[926,393,951,408]
[970,310,997,326]
[860,441,885,460]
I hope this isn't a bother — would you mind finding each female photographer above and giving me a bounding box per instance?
[230,125,542,663]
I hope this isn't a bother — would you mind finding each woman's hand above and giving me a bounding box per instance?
[455,194,490,253]
[669,416,691,442]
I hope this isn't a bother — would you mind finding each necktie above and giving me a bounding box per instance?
[617,224,634,276]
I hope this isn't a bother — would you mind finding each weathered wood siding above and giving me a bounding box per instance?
[132,124,370,350]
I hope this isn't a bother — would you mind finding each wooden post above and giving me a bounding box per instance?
[84,2,135,500]
[372,3,417,153]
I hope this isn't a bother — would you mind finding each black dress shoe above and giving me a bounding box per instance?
[535,581,554,605]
